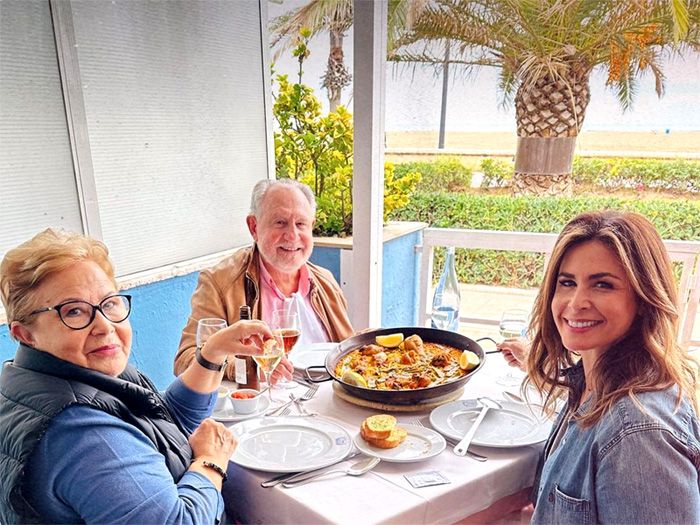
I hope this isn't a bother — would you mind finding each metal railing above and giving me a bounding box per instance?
[418,228,700,350]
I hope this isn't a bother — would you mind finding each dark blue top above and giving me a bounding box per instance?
[25,378,224,523]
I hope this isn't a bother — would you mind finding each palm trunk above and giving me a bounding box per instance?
[322,29,351,112]
[512,70,591,195]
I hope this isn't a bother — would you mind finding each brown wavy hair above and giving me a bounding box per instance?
[0,228,114,327]
[526,211,698,426]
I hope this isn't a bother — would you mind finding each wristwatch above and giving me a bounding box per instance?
[195,346,227,372]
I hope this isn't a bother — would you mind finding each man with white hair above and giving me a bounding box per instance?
[174,178,353,379]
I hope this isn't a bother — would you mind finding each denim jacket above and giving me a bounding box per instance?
[532,364,700,524]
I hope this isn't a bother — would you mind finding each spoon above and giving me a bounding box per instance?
[453,397,502,456]
[282,456,380,488]
[254,385,271,398]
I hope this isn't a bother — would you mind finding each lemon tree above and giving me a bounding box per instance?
[375,333,404,348]
[459,350,480,370]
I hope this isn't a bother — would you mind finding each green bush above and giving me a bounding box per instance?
[479,158,512,187]
[390,192,700,287]
[572,157,700,192]
[393,157,472,192]
[393,156,700,193]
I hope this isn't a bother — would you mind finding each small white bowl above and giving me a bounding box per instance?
[214,386,230,412]
[230,388,261,414]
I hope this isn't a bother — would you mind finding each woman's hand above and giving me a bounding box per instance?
[202,319,272,362]
[188,418,237,489]
[496,338,529,372]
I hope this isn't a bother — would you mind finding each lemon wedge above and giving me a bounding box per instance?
[459,350,480,370]
[375,333,404,348]
[342,370,368,387]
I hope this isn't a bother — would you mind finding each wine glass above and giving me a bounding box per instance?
[196,318,228,354]
[252,332,285,406]
[271,309,300,389]
[497,309,528,387]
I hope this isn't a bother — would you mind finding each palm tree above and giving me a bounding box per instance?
[391,0,699,195]
[270,0,429,111]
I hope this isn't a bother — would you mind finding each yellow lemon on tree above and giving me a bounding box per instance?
[375,333,404,348]
[459,350,480,370]
[342,370,368,387]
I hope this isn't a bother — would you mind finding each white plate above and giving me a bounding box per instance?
[289,342,336,370]
[230,416,353,472]
[211,396,270,423]
[353,425,446,463]
[430,399,553,448]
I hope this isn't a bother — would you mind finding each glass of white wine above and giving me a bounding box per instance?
[253,333,285,406]
[497,309,528,387]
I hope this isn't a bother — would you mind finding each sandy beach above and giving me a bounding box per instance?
[385,131,700,160]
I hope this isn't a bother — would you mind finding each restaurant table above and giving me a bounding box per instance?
[222,353,549,524]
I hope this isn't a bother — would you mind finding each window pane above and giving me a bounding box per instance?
[0,0,83,261]
[70,0,269,275]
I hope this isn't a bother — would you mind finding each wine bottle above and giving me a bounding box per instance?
[430,246,461,332]
[234,305,260,389]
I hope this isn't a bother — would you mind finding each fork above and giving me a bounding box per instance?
[299,383,319,401]
[411,419,487,462]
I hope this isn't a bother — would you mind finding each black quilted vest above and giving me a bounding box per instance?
[0,344,192,524]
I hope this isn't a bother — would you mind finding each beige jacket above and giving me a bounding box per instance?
[174,245,354,379]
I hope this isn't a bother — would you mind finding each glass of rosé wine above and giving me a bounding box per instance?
[271,309,300,388]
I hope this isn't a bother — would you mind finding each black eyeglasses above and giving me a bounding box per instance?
[30,294,132,330]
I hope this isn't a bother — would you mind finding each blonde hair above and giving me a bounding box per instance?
[0,228,115,325]
[526,211,698,426]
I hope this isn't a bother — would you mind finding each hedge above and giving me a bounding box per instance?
[395,156,700,193]
[389,192,700,287]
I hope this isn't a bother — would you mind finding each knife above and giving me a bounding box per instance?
[260,450,360,488]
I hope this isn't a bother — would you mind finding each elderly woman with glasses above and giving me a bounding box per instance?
[0,229,291,524]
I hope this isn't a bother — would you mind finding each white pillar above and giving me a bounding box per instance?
[351,0,386,329]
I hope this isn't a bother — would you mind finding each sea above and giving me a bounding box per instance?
[268,2,700,133]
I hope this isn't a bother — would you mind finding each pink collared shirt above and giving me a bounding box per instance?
[258,261,330,344]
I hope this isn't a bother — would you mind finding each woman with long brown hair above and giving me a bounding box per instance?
[524,211,699,523]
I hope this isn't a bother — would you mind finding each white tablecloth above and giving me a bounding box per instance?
[223,354,549,524]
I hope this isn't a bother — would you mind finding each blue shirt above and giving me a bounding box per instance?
[533,382,700,524]
[26,378,223,524]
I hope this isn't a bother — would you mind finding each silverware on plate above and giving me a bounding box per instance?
[260,450,361,488]
[453,397,502,456]
[282,456,380,488]
[410,418,487,462]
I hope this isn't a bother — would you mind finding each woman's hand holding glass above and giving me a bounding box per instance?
[198,319,271,361]
[496,309,529,386]
[497,338,529,371]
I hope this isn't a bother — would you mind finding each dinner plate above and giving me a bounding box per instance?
[211,396,270,423]
[230,416,353,472]
[430,400,553,448]
[289,342,337,370]
[353,424,446,463]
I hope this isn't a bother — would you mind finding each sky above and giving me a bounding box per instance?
[268,1,700,132]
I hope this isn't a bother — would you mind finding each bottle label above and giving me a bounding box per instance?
[234,356,247,385]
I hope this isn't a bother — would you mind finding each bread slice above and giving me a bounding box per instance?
[365,426,408,449]
[362,414,396,440]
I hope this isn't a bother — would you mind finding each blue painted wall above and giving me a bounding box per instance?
[309,246,341,282]
[1,229,422,390]
[381,230,421,327]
